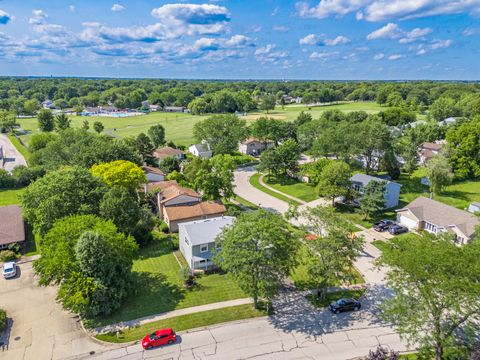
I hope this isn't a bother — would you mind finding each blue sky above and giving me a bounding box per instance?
[0,0,479,79]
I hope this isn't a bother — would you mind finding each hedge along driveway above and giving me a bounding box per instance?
[88,233,246,328]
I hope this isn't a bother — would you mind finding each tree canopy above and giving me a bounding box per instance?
[90,160,146,189]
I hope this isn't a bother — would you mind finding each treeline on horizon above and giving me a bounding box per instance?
[0,78,480,119]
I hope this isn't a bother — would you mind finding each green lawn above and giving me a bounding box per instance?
[7,134,31,163]
[263,175,318,202]
[96,304,268,343]
[307,289,366,308]
[0,188,26,206]
[89,233,246,327]
[290,245,365,290]
[249,173,301,206]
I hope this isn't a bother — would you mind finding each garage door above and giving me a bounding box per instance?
[399,215,418,229]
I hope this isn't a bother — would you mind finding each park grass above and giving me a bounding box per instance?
[306,289,366,308]
[232,195,260,209]
[95,303,268,343]
[249,173,301,206]
[89,232,246,328]
[7,134,31,163]
[263,175,318,202]
[291,245,365,291]
[0,188,26,206]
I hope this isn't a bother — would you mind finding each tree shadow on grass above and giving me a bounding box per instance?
[137,235,177,260]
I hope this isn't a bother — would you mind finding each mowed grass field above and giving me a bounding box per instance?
[15,101,386,146]
[90,232,246,327]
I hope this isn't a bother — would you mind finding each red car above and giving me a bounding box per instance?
[142,328,177,350]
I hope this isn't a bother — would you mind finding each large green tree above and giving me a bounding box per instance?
[37,109,55,132]
[378,234,480,360]
[297,206,364,300]
[446,117,480,179]
[358,180,386,220]
[425,154,454,195]
[55,113,71,131]
[147,124,166,147]
[0,110,16,133]
[90,160,146,189]
[193,114,248,155]
[317,161,351,206]
[22,166,106,234]
[214,210,298,308]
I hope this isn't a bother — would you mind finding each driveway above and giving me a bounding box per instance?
[0,261,110,360]
[0,134,27,172]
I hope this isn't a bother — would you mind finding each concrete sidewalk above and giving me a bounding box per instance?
[258,174,307,205]
[91,298,253,335]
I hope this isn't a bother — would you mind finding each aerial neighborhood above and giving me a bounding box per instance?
[0,2,480,359]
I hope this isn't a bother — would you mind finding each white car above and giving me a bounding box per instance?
[2,262,17,279]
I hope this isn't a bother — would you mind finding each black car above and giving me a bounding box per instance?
[388,224,408,235]
[373,220,395,232]
[329,298,361,314]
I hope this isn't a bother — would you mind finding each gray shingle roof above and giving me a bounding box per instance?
[179,216,235,246]
[350,173,401,188]
[397,196,479,238]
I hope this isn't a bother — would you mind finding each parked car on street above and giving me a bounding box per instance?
[388,224,408,235]
[2,262,17,279]
[373,220,395,232]
[329,298,361,314]
[142,328,177,350]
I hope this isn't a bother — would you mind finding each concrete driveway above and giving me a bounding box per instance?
[0,134,27,173]
[0,261,109,360]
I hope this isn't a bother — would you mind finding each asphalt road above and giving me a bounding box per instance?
[0,134,27,172]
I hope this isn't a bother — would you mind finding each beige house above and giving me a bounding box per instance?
[239,138,274,156]
[418,142,444,164]
[396,197,479,245]
[152,147,186,162]
[149,181,226,232]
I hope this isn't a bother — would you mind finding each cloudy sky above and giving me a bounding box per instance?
[0,0,479,79]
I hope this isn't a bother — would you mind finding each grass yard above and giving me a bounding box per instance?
[249,173,301,206]
[7,134,31,163]
[0,188,26,206]
[307,289,366,308]
[290,245,365,291]
[89,232,246,327]
[263,175,318,202]
[96,303,268,343]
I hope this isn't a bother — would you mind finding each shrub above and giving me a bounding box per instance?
[7,242,21,254]
[0,309,7,332]
[158,221,169,234]
[0,250,18,262]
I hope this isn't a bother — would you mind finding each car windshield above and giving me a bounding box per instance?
[149,332,156,340]
[336,299,346,305]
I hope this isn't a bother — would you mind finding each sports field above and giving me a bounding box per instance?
[15,101,387,146]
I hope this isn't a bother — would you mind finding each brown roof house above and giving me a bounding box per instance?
[238,138,274,157]
[152,147,186,163]
[396,197,480,245]
[418,141,444,165]
[142,166,165,183]
[0,205,26,250]
[151,181,226,232]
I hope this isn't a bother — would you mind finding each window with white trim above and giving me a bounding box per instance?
[425,222,437,233]
[200,245,208,253]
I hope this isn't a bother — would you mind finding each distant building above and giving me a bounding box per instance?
[396,197,480,245]
[238,138,274,156]
[149,104,161,112]
[42,100,54,109]
[468,202,480,214]
[441,117,458,126]
[0,205,26,250]
[188,142,212,159]
[164,106,185,113]
[419,141,444,164]
[152,147,186,162]
[142,166,165,183]
[179,216,235,270]
[350,173,401,208]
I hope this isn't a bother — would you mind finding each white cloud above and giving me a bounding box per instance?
[388,54,405,60]
[271,7,279,16]
[299,33,349,46]
[367,23,403,40]
[430,39,453,49]
[69,5,75,13]
[273,26,290,32]
[255,44,288,63]
[296,0,480,21]
[224,35,253,47]
[462,27,477,36]
[111,4,125,12]
[399,27,432,43]
[29,10,48,25]
[0,9,12,25]
[310,51,339,60]
[373,53,384,60]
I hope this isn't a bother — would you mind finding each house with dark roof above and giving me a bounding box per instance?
[350,173,401,208]
[142,166,165,183]
[0,205,26,250]
[149,181,227,232]
[396,197,480,245]
[179,216,235,270]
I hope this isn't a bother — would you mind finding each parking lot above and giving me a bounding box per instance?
[0,261,107,360]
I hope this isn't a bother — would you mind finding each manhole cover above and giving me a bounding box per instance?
[14,336,21,341]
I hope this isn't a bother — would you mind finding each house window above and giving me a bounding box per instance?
[200,245,208,253]
[353,183,362,192]
[456,236,465,245]
[425,222,437,233]
[184,237,189,246]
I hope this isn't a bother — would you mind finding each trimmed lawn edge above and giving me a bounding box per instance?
[7,134,31,164]
[95,304,269,343]
[249,173,301,206]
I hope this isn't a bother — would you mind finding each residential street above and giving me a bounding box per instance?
[0,134,27,172]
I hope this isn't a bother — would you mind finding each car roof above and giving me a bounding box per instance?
[3,262,15,268]
[155,328,173,335]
